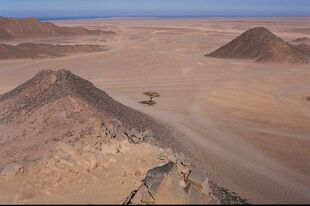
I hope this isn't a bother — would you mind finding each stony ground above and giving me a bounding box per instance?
[0,123,245,204]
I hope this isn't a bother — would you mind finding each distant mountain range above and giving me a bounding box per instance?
[0,16,106,40]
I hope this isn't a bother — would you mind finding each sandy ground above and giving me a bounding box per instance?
[0,17,310,204]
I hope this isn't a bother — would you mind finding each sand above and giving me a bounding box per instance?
[0,17,309,204]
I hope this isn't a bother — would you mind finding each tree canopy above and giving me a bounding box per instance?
[143,91,160,99]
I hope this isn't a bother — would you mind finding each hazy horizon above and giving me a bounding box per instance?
[1,0,310,19]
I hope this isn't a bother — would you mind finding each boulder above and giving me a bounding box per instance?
[123,162,176,204]
[187,167,206,189]
[201,177,211,196]
[144,162,176,196]
[152,173,187,204]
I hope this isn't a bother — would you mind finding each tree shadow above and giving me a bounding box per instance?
[139,100,156,106]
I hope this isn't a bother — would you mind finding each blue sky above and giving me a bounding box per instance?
[0,0,309,18]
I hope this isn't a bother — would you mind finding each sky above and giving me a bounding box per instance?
[0,0,309,18]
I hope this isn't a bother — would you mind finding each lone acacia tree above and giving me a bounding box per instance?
[143,91,160,105]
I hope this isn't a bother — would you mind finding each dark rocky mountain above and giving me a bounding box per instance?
[290,37,310,45]
[0,70,182,165]
[206,27,310,64]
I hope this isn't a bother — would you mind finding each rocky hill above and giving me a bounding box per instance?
[0,43,106,59]
[0,70,247,204]
[0,16,110,40]
[294,43,310,55]
[206,27,310,64]
[290,37,310,45]
[0,70,184,165]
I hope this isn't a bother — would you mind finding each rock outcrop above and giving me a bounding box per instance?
[0,69,184,169]
[206,27,310,64]
[123,161,223,204]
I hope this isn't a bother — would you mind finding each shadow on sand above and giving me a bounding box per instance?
[139,100,156,106]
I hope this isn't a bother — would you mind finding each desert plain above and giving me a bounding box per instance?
[0,17,310,204]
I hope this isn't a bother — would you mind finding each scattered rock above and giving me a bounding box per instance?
[0,162,24,177]
[125,128,154,144]
[135,169,143,177]
[209,181,247,204]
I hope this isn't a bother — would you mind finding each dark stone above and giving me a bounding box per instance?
[209,181,248,204]
[187,167,206,188]
[143,162,176,196]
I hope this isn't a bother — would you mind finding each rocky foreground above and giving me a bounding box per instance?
[0,123,246,204]
[0,70,247,204]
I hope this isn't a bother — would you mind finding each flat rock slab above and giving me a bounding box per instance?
[186,183,204,204]
[187,167,206,188]
[153,173,187,204]
[144,161,175,196]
